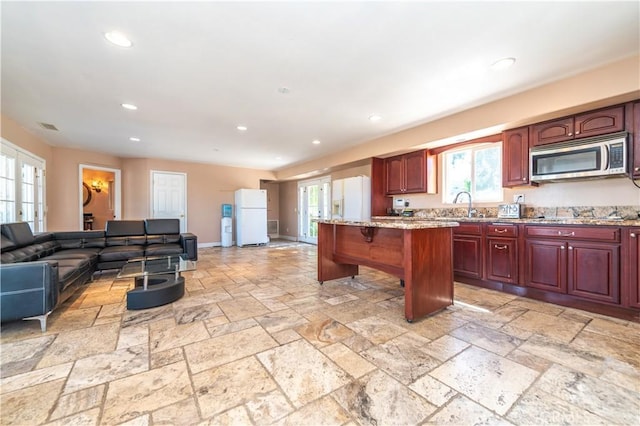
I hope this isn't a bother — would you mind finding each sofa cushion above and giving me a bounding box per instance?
[42,248,100,262]
[145,219,180,234]
[106,220,145,237]
[1,222,35,248]
[99,245,145,262]
[145,244,183,257]
[55,231,106,249]
[0,235,16,253]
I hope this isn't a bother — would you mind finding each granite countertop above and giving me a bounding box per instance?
[317,219,459,229]
[372,216,640,227]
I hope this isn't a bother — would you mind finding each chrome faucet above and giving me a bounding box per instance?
[453,191,475,217]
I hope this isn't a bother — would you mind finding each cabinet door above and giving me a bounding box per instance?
[502,127,530,186]
[574,105,624,139]
[624,228,640,309]
[403,150,427,193]
[453,235,483,279]
[633,102,640,178]
[567,241,620,304]
[385,155,404,194]
[530,117,575,146]
[486,237,518,284]
[525,239,567,293]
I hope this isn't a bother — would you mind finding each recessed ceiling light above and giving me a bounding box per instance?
[275,156,282,160]
[491,57,516,70]
[236,125,248,131]
[104,31,133,48]
[121,103,138,110]
[129,137,140,142]
[312,139,321,145]
[368,114,382,122]
[278,87,290,94]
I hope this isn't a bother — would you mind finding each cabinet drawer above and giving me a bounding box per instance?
[525,225,620,242]
[486,223,518,237]
[453,223,483,235]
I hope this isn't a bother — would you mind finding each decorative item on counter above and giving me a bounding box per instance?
[401,209,414,217]
[497,203,521,219]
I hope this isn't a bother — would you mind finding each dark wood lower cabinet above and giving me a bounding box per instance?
[567,242,619,304]
[624,228,640,309]
[525,239,567,293]
[453,222,638,322]
[486,237,518,284]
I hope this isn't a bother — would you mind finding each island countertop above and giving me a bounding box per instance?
[316,218,459,229]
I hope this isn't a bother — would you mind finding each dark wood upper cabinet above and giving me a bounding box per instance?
[384,149,436,195]
[632,102,640,178]
[531,105,625,146]
[502,127,530,187]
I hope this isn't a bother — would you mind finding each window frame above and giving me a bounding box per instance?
[442,141,504,204]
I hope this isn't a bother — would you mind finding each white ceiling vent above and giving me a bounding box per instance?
[38,122,58,131]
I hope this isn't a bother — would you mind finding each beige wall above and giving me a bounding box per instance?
[3,55,639,244]
[275,55,640,181]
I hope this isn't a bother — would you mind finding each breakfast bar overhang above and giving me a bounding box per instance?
[317,219,459,322]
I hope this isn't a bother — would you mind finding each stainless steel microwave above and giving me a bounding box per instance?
[530,133,627,182]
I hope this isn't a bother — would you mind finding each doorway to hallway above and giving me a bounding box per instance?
[297,177,330,244]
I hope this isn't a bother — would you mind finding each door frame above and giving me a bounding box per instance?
[79,164,121,230]
[297,176,331,245]
[150,170,187,232]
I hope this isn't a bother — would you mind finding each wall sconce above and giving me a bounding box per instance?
[91,180,103,193]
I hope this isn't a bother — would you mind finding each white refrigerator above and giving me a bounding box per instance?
[235,189,269,247]
[331,176,371,221]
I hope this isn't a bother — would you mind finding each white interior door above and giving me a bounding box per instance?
[298,177,330,244]
[151,170,187,232]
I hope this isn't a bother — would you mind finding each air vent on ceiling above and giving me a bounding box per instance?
[38,122,58,131]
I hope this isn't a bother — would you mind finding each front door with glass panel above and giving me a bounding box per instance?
[298,177,330,244]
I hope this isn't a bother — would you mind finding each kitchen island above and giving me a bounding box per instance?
[317,219,458,322]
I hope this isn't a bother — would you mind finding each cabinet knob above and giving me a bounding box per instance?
[494,244,508,250]
[523,178,527,181]
[575,131,580,135]
[560,246,565,250]
[568,132,573,136]
[635,167,640,172]
[568,246,573,250]
[494,228,508,233]
[631,233,637,238]
[557,231,575,237]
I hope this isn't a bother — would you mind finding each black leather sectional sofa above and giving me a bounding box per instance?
[0,219,197,331]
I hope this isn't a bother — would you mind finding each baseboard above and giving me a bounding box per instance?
[277,235,298,242]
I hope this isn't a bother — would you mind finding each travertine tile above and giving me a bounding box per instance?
[422,334,469,361]
[64,344,148,393]
[193,356,277,418]
[150,347,184,369]
[38,322,120,368]
[333,369,436,425]
[218,296,270,321]
[425,394,512,425]
[50,385,105,420]
[102,361,193,424]
[245,389,294,424]
[43,407,101,426]
[346,316,407,344]
[321,342,376,379]
[506,310,584,343]
[430,346,539,415]
[1,362,72,394]
[450,322,521,356]
[152,397,201,425]
[116,324,149,349]
[362,332,440,384]
[295,319,354,347]
[409,374,457,407]
[185,325,277,374]
[535,364,640,425]
[0,378,65,425]
[255,308,308,333]
[272,395,351,426]
[507,387,610,425]
[149,320,210,353]
[206,405,252,425]
[257,339,350,407]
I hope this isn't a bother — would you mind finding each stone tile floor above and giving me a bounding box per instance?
[1,241,639,425]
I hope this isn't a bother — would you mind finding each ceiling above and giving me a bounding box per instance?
[2,2,639,172]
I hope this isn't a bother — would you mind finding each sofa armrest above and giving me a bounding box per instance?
[0,261,59,323]
[180,233,198,261]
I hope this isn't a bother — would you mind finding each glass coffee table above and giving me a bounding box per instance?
[118,254,196,310]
